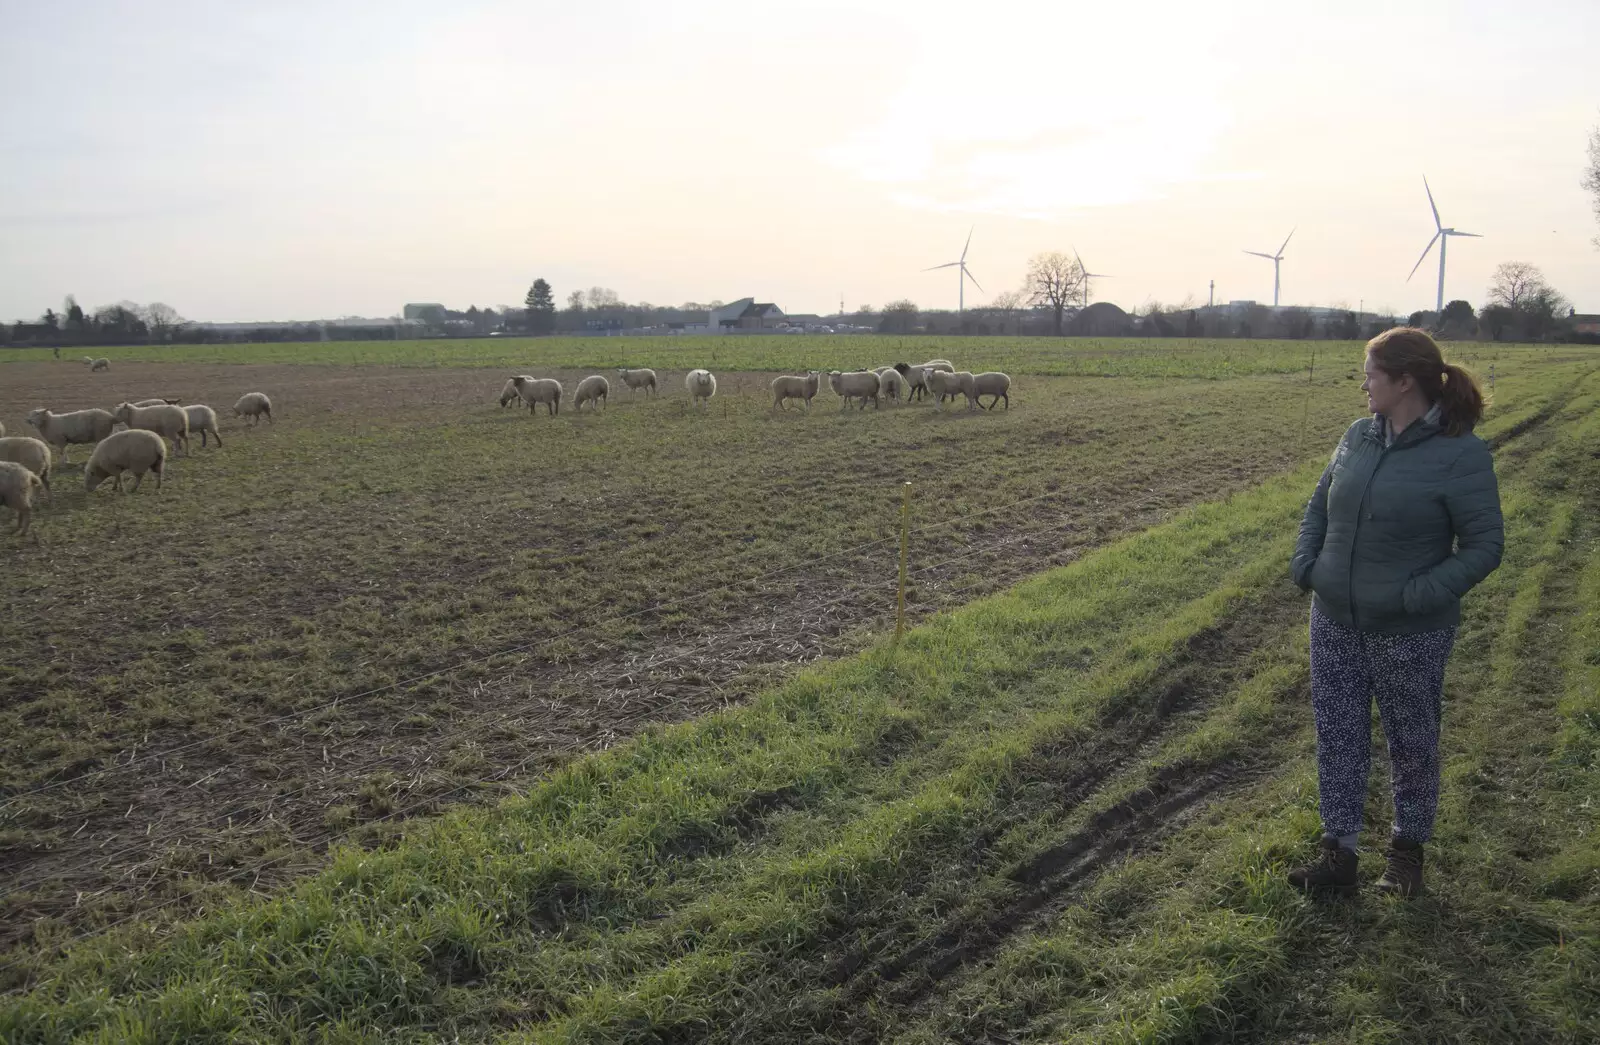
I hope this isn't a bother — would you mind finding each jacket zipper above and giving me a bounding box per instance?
[1346,419,1436,629]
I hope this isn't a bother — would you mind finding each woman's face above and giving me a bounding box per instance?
[1361,354,1411,416]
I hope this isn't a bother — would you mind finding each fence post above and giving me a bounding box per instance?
[895,482,912,644]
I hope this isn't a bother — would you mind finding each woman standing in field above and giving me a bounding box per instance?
[1287,327,1503,898]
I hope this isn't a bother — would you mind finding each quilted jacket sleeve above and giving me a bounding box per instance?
[1402,438,1504,615]
[1290,434,1346,591]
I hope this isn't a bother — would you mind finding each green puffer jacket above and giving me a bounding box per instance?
[1291,410,1504,635]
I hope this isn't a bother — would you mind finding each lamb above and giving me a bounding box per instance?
[113,402,189,454]
[85,429,167,493]
[573,375,610,412]
[827,370,881,410]
[926,370,975,409]
[0,437,53,501]
[770,370,821,412]
[81,356,110,372]
[512,376,563,416]
[616,367,658,397]
[877,367,907,404]
[968,371,1012,410]
[183,404,223,447]
[0,461,44,535]
[233,392,274,424]
[893,362,931,402]
[25,407,116,463]
[499,377,533,408]
[686,369,717,408]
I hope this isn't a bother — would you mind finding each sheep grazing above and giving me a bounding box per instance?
[131,398,180,408]
[81,356,110,372]
[0,461,44,536]
[893,362,931,402]
[878,367,907,404]
[573,375,610,412]
[233,392,274,425]
[926,370,974,409]
[770,371,821,412]
[25,407,116,463]
[512,376,563,416]
[616,367,658,397]
[827,370,881,410]
[968,371,1012,410]
[499,376,533,408]
[85,429,167,494]
[0,437,53,501]
[686,369,717,408]
[113,402,189,454]
[919,360,956,376]
[183,404,223,447]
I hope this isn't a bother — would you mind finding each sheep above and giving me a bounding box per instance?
[616,367,658,397]
[0,437,53,501]
[878,367,907,404]
[233,392,274,425]
[920,358,955,370]
[131,398,181,408]
[499,376,533,408]
[770,371,821,412]
[0,421,4,438]
[85,429,167,494]
[686,369,717,408]
[183,404,223,448]
[894,362,931,402]
[573,375,610,412]
[827,370,881,410]
[927,370,975,409]
[512,376,563,416]
[25,407,116,463]
[113,402,189,454]
[968,371,1012,410]
[81,356,110,372]
[0,461,43,536]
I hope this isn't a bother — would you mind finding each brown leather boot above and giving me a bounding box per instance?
[1287,834,1359,895]
[1374,836,1424,898]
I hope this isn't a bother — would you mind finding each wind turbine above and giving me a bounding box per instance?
[1073,246,1110,309]
[924,227,984,314]
[1407,176,1481,313]
[1242,228,1294,307]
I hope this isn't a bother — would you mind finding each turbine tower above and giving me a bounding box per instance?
[1073,246,1110,309]
[924,227,984,314]
[1407,176,1481,314]
[1243,228,1294,307]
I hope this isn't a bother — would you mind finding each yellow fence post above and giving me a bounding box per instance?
[895,481,911,644]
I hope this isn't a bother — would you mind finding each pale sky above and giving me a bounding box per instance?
[3,0,1599,322]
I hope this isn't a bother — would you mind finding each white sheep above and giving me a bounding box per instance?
[827,370,881,410]
[0,437,53,501]
[968,372,1012,410]
[770,371,821,412]
[926,370,974,409]
[920,358,955,370]
[183,405,223,447]
[877,368,907,404]
[0,461,44,535]
[616,367,658,397]
[573,375,610,412]
[81,356,110,372]
[113,402,189,454]
[233,392,274,424]
[85,429,167,494]
[131,398,180,408]
[25,407,116,463]
[686,369,717,408]
[512,376,563,416]
[499,377,533,408]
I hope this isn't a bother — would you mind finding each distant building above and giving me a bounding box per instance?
[709,298,785,332]
[1571,314,1600,336]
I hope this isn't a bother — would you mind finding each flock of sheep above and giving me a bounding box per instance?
[0,368,274,536]
[497,359,1012,415]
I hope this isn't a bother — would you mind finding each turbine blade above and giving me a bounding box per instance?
[1424,175,1441,231]
[1073,244,1086,270]
[923,262,960,271]
[961,265,985,294]
[1278,227,1296,255]
[1244,251,1275,259]
[961,225,973,262]
[1407,231,1442,281]
[1449,230,1483,238]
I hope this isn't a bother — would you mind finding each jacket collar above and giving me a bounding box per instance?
[1367,401,1443,448]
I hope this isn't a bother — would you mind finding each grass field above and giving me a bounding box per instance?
[1,336,1596,1042]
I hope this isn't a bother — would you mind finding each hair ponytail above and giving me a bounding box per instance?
[1438,362,1485,436]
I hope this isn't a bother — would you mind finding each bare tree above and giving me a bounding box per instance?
[1484,261,1569,339]
[1023,252,1084,336]
[1485,261,1543,309]
[1584,121,1600,249]
[143,302,184,341]
[880,299,919,334]
[989,289,1026,335]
